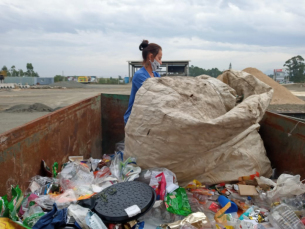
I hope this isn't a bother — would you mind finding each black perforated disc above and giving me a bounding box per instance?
[94,181,156,223]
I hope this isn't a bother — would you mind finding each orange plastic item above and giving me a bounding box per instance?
[185,180,204,189]
[190,188,214,196]
[77,193,95,200]
[238,172,260,181]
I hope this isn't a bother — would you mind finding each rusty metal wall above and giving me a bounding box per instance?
[100,94,129,155]
[0,95,102,196]
[1,92,304,196]
[260,111,305,178]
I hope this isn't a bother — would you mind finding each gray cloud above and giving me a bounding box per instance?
[0,0,304,77]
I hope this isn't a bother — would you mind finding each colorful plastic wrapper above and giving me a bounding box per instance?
[8,185,23,221]
[137,168,177,186]
[208,202,221,213]
[165,187,192,216]
[214,201,231,224]
[185,180,204,189]
[53,162,59,178]
[0,195,9,217]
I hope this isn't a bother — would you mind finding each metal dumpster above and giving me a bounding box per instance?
[0,93,304,196]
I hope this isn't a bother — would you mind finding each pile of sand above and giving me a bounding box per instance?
[49,81,87,89]
[243,68,305,105]
[4,103,54,113]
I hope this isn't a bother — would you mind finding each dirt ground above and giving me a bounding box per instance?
[0,83,305,134]
[269,84,305,113]
[0,84,131,134]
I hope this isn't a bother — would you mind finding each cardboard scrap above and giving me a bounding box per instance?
[238,184,258,196]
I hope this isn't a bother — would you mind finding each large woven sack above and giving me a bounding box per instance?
[125,70,273,185]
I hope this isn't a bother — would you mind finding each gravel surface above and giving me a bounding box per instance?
[4,103,54,113]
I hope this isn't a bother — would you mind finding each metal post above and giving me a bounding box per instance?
[186,64,189,76]
[128,63,130,81]
[166,64,168,76]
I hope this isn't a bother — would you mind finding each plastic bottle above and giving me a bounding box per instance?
[246,196,252,205]
[269,204,305,229]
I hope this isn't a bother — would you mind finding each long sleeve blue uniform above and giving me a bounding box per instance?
[124,67,161,124]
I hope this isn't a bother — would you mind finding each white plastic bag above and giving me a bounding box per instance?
[68,204,90,229]
[260,174,305,200]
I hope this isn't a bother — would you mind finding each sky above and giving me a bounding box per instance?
[1,0,305,77]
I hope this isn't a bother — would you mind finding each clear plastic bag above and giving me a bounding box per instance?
[72,169,94,187]
[186,192,206,213]
[22,204,44,219]
[115,141,125,154]
[93,167,111,185]
[54,189,77,209]
[34,195,55,210]
[73,186,94,199]
[139,200,183,226]
[22,205,45,227]
[58,162,79,190]
[110,152,123,181]
[58,162,94,192]
[121,157,141,182]
[27,176,55,196]
[89,158,102,171]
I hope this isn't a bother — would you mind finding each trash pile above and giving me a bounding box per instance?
[1,142,305,229]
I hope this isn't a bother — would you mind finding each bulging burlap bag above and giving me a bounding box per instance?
[125,70,273,185]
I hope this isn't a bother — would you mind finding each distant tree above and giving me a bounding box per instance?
[229,63,232,70]
[54,75,64,82]
[118,75,122,80]
[1,64,39,77]
[284,55,305,82]
[189,65,222,77]
[18,69,24,76]
[10,65,17,76]
[98,78,106,84]
[2,65,8,72]
[26,63,34,76]
[26,63,33,71]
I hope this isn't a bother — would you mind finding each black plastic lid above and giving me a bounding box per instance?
[94,181,156,223]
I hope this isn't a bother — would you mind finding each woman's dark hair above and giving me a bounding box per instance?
[139,40,162,62]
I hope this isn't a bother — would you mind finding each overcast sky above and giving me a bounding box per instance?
[1,0,305,77]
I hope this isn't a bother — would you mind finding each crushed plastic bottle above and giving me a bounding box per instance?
[269,204,305,229]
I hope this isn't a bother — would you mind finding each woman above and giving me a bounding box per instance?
[124,40,162,125]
